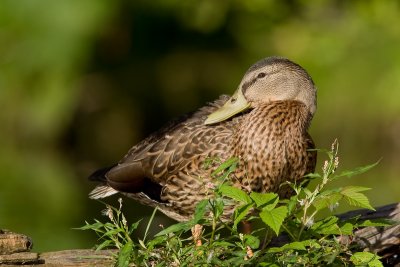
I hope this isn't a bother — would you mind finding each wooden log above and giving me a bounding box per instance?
[38,249,116,266]
[0,252,40,265]
[0,229,32,254]
[0,250,116,266]
[338,203,400,266]
[337,202,400,253]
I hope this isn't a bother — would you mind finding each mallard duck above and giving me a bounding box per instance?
[89,56,317,222]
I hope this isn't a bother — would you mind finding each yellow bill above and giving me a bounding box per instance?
[204,88,250,125]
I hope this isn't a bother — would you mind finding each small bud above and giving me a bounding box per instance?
[122,217,128,228]
[102,206,114,221]
[205,182,216,190]
[305,217,314,228]
[331,139,338,152]
[239,233,244,241]
[334,157,339,169]
[322,160,328,173]
[118,198,123,210]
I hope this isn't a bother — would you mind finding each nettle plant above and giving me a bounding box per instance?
[79,141,388,267]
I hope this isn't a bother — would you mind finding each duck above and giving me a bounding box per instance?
[89,56,317,222]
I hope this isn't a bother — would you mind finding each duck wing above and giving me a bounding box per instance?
[89,95,233,197]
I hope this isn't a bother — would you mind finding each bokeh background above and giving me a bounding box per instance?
[1,0,399,251]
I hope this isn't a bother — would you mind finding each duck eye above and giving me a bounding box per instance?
[231,97,237,103]
[257,72,266,78]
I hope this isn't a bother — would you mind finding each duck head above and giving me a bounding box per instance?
[205,56,317,125]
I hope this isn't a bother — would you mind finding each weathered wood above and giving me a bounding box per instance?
[0,250,115,267]
[38,249,116,266]
[0,229,32,254]
[338,202,400,254]
[0,203,399,266]
[0,252,40,265]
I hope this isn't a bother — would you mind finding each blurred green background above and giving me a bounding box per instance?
[1,0,399,252]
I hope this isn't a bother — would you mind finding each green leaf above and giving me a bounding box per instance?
[143,208,158,242]
[303,188,312,197]
[339,222,355,235]
[76,221,104,231]
[333,160,380,180]
[285,195,298,215]
[103,222,117,230]
[244,234,260,249]
[250,192,278,208]
[342,186,371,192]
[350,252,383,267]
[211,157,239,176]
[269,239,321,253]
[193,199,209,224]
[340,186,375,210]
[259,206,288,235]
[283,241,307,250]
[128,220,142,235]
[233,204,252,229]
[268,241,306,253]
[358,219,395,227]
[213,241,235,248]
[311,216,341,235]
[301,239,321,249]
[259,263,280,267]
[313,191,342,211]
[117,241,133,267]
[303,173,321,179]
[96,239,113,251]
[102,228,124,238]
[220,184,251,204]
[213,198,225,219]
[146,236,167,250]
[155,221,192,237]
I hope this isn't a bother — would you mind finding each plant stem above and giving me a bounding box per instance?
[281,224,296,242]
[210,217,217,247]
[143,207,158,242]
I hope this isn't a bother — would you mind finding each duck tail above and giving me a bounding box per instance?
[89,185,118,199]
[88,165,118,199]
[88,165,116,182]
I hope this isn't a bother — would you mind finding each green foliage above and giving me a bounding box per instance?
[117,242,133,267]
[350,252,382,267]
[80,141,387,266]
[76,198,140,251]
[259,206,288,236]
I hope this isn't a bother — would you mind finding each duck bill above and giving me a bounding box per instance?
[204,89,250,125]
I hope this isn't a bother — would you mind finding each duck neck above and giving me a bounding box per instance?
[233,100,312,158]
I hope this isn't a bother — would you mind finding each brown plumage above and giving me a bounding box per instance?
[89,56,317,222]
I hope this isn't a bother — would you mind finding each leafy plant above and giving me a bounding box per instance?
[79,140,389,266]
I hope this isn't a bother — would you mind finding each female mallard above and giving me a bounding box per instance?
[89,56,317,222]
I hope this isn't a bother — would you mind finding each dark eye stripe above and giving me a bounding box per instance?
[241,77,257,93]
